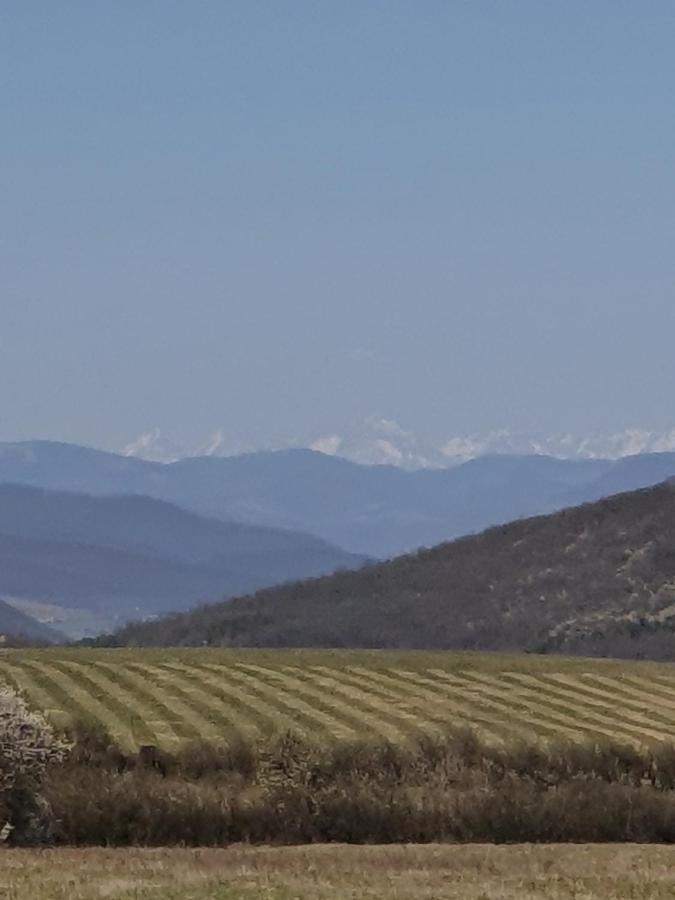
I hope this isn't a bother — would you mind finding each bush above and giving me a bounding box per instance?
[26,727,675,846]
[0,688,68,844]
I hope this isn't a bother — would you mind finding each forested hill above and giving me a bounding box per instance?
[106,480,675,660]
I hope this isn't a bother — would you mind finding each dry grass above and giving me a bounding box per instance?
[3,648,675,751]
[0,844,675,898]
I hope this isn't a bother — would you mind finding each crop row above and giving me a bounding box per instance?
[0,655,673,750]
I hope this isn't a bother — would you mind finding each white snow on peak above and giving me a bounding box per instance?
[122,423,675,469]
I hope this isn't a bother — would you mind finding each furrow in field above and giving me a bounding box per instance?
[325,666,449,737]
[296,667,415,743]
[70,659,180,748]
[384,666,543,742]
[346,666,507,743]
[236,664,357,740]
[451,671,659,744]
[198,663,305,734]
[337,667,448,734]
[429,670,606,743]
[646,673,675,688]
[583,672,675,714]
[204,663,312,736]
[155,663,262,737]
[456,670,654,743]
[0,661,70,727]
[593,674,675,724]
[280,666,406,743]
[505,672,674,731]
[55,661,158,746]
[537,674,675,731]
[628,674,675,704]
[119,663,225,744]
[23,660,138,751]
[388,668,537,743]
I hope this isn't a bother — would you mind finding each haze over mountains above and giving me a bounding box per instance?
[0,597,61,644]
[3,440,675,557]
[0,484,364,639]
[109,481,675,661]
[3,439,675,643]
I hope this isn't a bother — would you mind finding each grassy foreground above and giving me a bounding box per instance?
[2,647,675,749]
[1,844,675,899]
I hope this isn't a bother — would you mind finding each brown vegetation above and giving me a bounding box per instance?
[3,843,675,900]
[23,722,675,846]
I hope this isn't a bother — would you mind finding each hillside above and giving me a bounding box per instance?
[0,598,62,643]
[0,485,365,638]
[109,481,675,660]
[3,440,675,557]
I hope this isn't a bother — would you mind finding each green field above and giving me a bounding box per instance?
[1,648,674,751]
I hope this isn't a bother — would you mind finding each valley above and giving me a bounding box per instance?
[0,483,365,639]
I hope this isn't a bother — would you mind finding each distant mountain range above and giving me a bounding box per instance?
[0,484,365,639]
[108,480,675,661]
[121,421,675,468]
[3,440,675,557]
[3,439,675,643]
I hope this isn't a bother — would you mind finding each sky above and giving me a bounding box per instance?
[1,1,675,459]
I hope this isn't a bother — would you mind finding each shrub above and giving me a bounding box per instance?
[27,726,675,846]
[0,688,68,844]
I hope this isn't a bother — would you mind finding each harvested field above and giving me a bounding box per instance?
[1,648,675,751]
[1,844,675,899]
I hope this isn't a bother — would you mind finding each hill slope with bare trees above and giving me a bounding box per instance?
[107,481,675,660]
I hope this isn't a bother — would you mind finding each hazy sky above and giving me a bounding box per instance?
[2,1,674,453]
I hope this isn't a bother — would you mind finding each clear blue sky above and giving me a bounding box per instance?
[2,1,674,453]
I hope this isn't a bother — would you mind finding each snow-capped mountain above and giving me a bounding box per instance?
[122,422,675,469]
